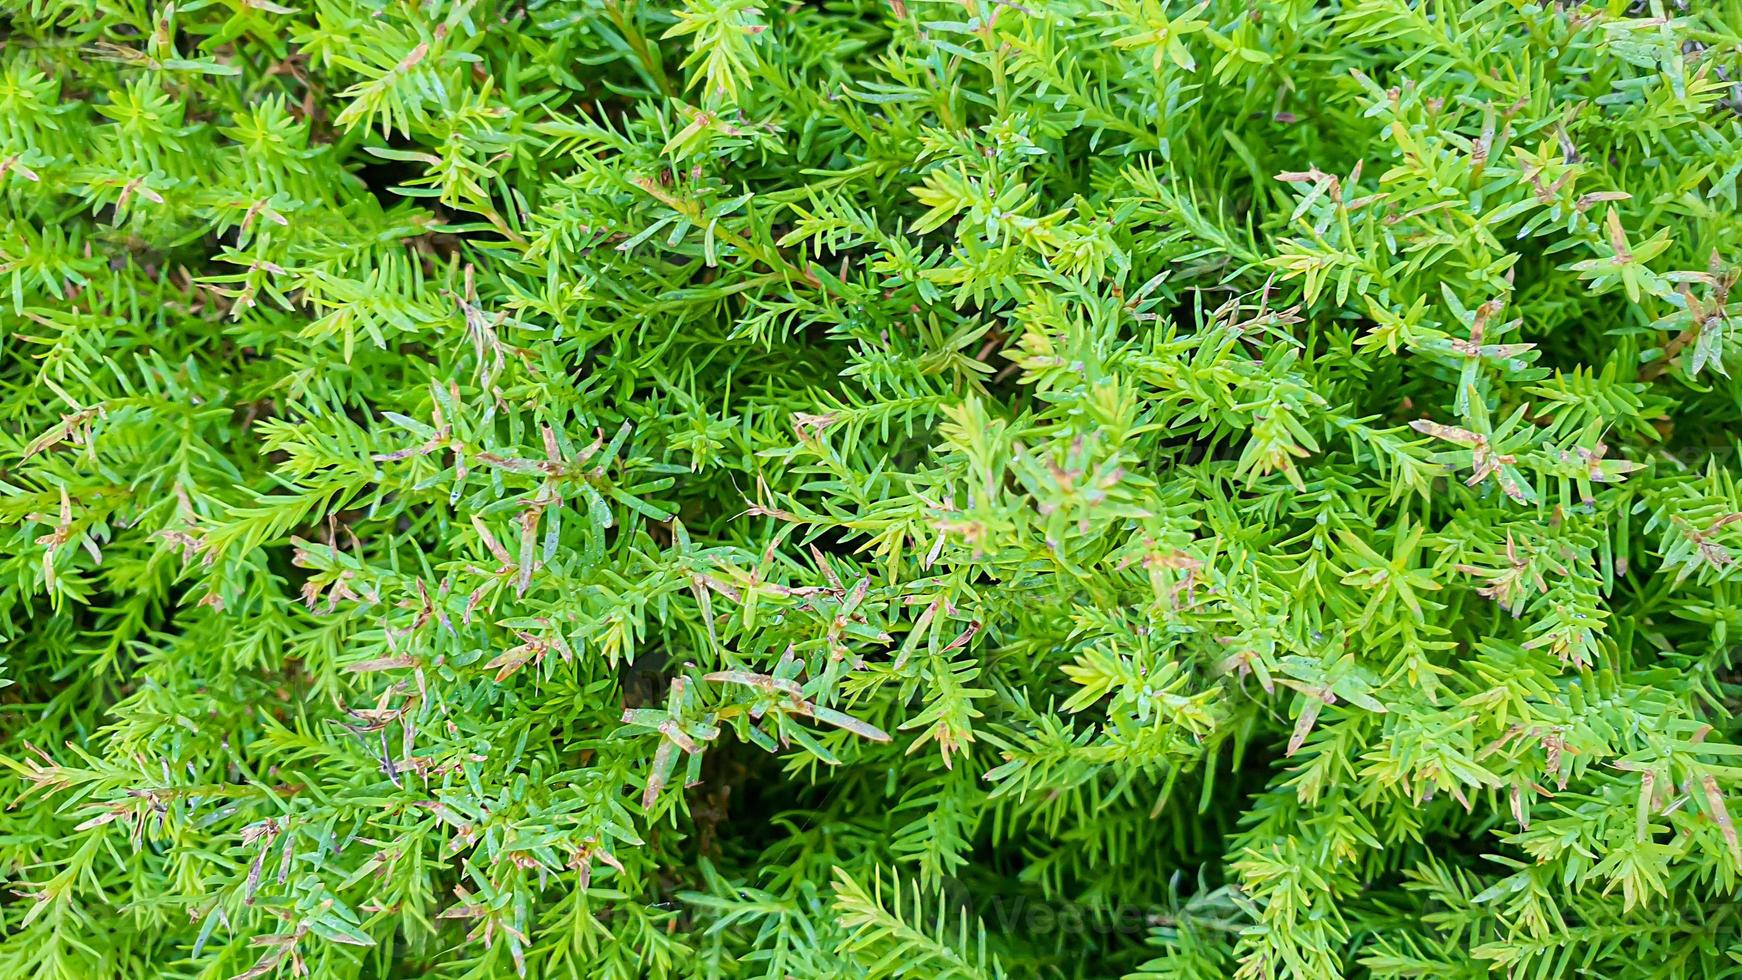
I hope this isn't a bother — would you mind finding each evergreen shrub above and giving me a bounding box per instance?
[3,0,1742,976]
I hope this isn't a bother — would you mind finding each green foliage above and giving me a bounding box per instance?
[3,0,1742,976]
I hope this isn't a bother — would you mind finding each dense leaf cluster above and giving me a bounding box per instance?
[4,0,1742,976]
